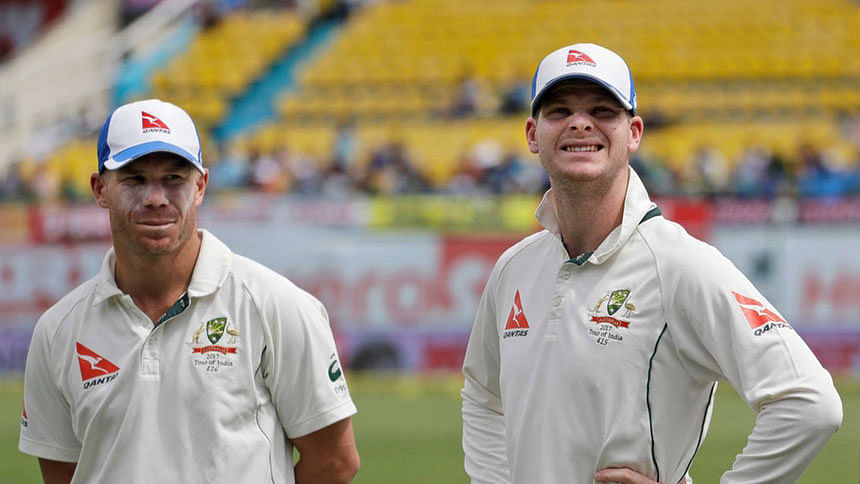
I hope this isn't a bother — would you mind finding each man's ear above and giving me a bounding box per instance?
[194,169,209,207]
[91,172,109,208]
[628,115,644,153]
[526,116,539,154]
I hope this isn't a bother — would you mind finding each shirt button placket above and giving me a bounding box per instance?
[547,263,572,331]
[551,263,574,314]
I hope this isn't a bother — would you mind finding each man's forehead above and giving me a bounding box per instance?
[114,153,193,172]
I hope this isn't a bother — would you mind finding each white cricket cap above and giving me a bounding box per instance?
[530,43,637,116]
[97,99,204,174]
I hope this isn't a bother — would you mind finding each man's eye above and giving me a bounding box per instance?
[545,108,569,118]
[593,106,618,117]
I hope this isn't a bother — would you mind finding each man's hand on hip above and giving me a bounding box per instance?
[594,467,661,484]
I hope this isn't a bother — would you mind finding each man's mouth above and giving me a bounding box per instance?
[562,145,602,153]
[137,220,175,227]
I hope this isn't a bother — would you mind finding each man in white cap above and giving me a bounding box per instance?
[19,99,360,484]
[461,43,842,483]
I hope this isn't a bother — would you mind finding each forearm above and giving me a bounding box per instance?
[294,454,358,484]
[292,418,359,484]
[38,458,76,484]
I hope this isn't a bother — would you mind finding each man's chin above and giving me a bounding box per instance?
[133,231,180,255]
[555,168,603,184]
[138,239,178,255]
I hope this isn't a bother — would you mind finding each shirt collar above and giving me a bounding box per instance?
[535,166,658,265]
[92,229,232,305]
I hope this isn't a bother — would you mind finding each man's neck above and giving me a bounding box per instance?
[551,169,629,259]
[114,231,202,324]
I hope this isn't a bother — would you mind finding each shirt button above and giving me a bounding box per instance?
[560,270,571,279]
[553,296,562,306]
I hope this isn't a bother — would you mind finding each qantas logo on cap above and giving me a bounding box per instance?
[567,50,596,67]
[504,290,529,339]
[732,291,791,336]
[141,111,170,133]
[76,343,120,389]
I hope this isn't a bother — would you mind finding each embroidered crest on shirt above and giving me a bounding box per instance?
[732,291,791,336]
[587,289,635,346]
[188,317,239,373]
[503,290,530,339]
[76,342,120,389]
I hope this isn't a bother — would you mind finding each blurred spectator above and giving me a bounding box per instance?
[499,81,530,116]
[485,150,548,194]
[59,173,85,201]
[360,141,429,194]
[640,107,672,130]
[762,151,794,198]
[731,145,773,198]
[447,140,547,195]
[208,144,249,190]
[286,152,325,196]
[0,160,32,201]
[630,151,678,197]
[796,144,854,198]
[681,146,731,196]
[332,119,359,171]
[446,156,484,196]
[195,0,225,30]
[248,148,290,193]
[319,163,355,199]
[446,140,501,195]
[30,163,61,201]
[448,72,484,118]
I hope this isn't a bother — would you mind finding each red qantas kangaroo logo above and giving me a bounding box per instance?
[76,343,120,382]
[732,292,786,329]
[567,50,596,65]
[505,290,530,330]
[141,111,170,131]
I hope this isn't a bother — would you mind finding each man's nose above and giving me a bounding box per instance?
[568,112,593,132]
[142,182,168,206]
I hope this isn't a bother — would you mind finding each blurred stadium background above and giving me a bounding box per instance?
[1,0,859,482]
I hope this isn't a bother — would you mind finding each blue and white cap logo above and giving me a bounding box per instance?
[530,43,637,116]
[97,99,204,174]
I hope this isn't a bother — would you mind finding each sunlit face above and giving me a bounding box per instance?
[91,153,207,258]
[526,80,643,188]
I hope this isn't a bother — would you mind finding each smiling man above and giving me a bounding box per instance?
[19,99,359,484]
[461,43,842,484]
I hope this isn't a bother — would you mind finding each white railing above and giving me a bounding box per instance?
[0,0,196,172]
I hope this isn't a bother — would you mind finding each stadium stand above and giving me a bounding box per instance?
[150,9,306,129]
[230,0,860,195]
[2,0,859,200]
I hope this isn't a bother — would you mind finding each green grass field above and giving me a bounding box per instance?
[2,374,858,483]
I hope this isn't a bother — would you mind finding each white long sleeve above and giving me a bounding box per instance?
[462,381,511,484]
[652,225,843,483]
[461,267,512,484]
[722,385,842,483]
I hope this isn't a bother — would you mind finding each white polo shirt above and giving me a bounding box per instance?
[20,230,356,484]
[462,168,842,484]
